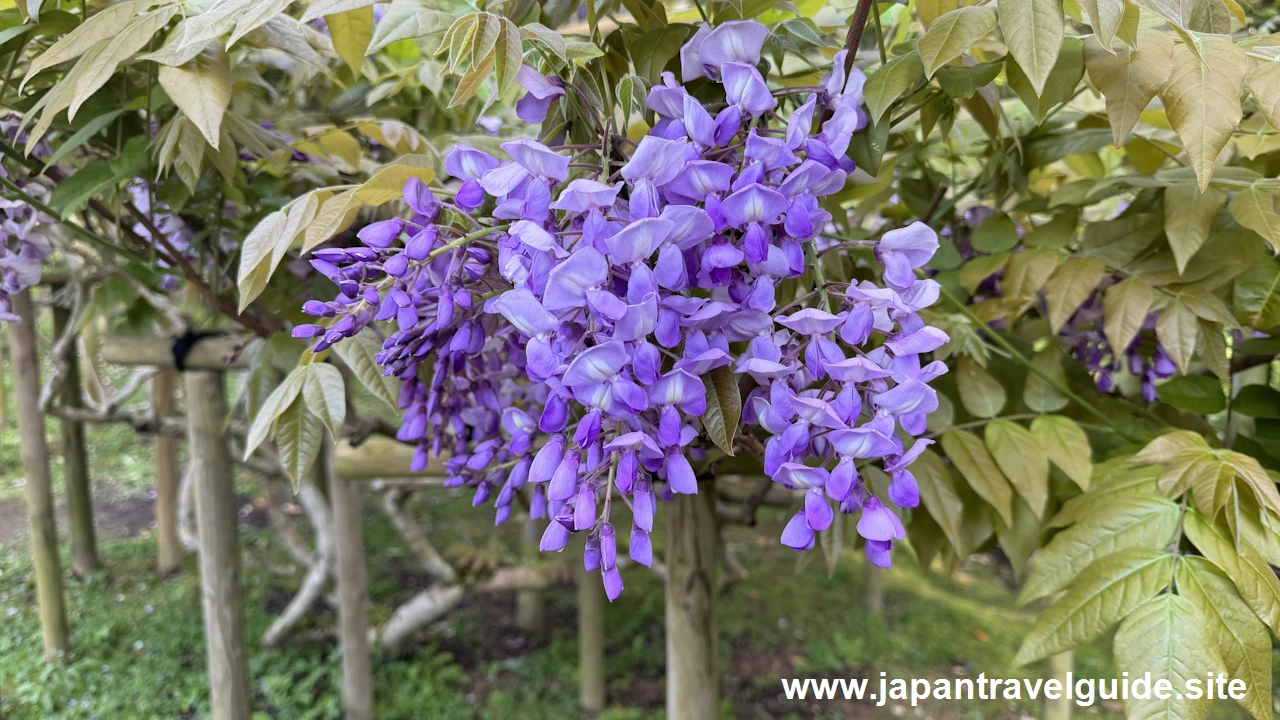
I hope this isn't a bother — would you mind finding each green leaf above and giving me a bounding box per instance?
[1183,510,1280,634]
[244,367,306,459]
[701,365,740,456]
[1159,376,1226,414]
[1023,346,1069,413]
[1102,275,1157,354]
[1164,184,1226,273]
[846,114,890,176]
[1045,258,1107,332]
[300,0,378,23]
[328,5,374,73]
[1113,594,1223,720]
[1082,0,1126,50]
[332,331,400,411]
[1006,36,1083,124]
[985,420,1050,517]
[996,497,1044,581]
[1134,429,1210,465]
[1176,557,1273,720]
[934,60,1002,99]
[916,5,999,78]
[1228,186,1280,253]
[23,0,143,81]
[237,211,288,313]
[913,448,968,554]
[67,6,180,120]
[941,429,1014,526]
[1233,386,1280,420]
[1247,58,1280,134]
[1159,36,1247,191]
[1030,415,1092,489]
[519,23,567,63]
[42,110,124,170]
[956,356,1006,418]
[367,0,452,54]
[1018,495,1178,605]
[493,19,522,96]
[302,363,346,439]
[1083,30,1174,147]
[1154,297,1201,375]
[48,160,115,218]
[863,52,923,125]
[957,253,1010,294]
[1232,258,1280,331]
[999,0,1065,95]
[159,43,232,150]
[970,212,1018,253]
[1050,465,1161,528]
[276,395,325,488]
[1012,547,1174,665]
[630,24,691,86]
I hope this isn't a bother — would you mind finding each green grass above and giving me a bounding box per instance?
[3,491,1272,720]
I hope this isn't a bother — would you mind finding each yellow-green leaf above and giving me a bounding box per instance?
[941,429,1014,526]
[917,5,999,78]
[69,6,182,121]
[1083,30,1174,147]
[1023,345,1070,413]
[1019,495,1178,605]
[999,0,1065,94]
[914,449,969,554]
[1102,275,1157,355]
[276,395,325,487]
[244,367,306,459]
[985,420,1050,517]
[1159,37,1247,191]
[22,0,143,83]
[1154,297,1201,374]
[302,363,346,439]
[328,5,374,73]
[1164,184,1226,273]
[1247,60,1280,135]
[1002,248,1060,321]
[1030,415,1093,489]
[332,331,400,410]
[958,253,1010,294]
[1045,257,1107,332]
[158,43,232,150]
[1006,36,1084,124]
[352,164,437,206]
[956,355,1006,418]
[1228,186,1280,253]
[1176,557,1273,720]
[1082,0,1125,51]
[1113,594,1223,720]
[1134,429,1210,464]
[1183,510,1280,634]
[1014,547,1174,665]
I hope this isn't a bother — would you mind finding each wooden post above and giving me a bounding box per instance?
[52,303,100,577]
[516,512,546,634]
[863,562,884,615]
[324,437,374,720]
[578,563,606,716]
[1045,651,1074,720]
[186,370,251,720]
[7,290,69,660]
[665,479,718,720]
[152,368,183,576]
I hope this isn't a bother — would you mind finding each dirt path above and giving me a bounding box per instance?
[0,487,158,546]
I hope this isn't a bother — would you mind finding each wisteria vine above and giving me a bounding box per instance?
[294,21,949,599]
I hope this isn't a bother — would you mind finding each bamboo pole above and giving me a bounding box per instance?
[578,563,606,716]
[152,368,182,576]
[324,437,375,720]
[665,479,719,720]
[52,303,100,577]
[7,289,69,660]
[1045,651,1074,720]
[185,370,251,720]
[516,512,546,634]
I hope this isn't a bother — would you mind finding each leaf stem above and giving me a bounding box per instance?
[938,284,1144,443]
[427,224,510,260]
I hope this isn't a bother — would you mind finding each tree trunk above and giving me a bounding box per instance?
[665,479,718,720]
[325,437,374,720]
[152,368,183,577]
[186,370,251,720]
[1044,651,1073,720]
[578,563,606,716]
[516,512,545,634]
[7,290,69,661]
[52,304,100,577]
[862,562,884,614]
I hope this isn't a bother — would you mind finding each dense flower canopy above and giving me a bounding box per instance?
[294,21,948,598]
[0,117,55,324]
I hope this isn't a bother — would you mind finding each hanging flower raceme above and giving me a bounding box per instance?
[0,116,56,324]
[293,20,948,598]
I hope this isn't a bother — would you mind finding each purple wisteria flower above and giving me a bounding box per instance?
[294,21,946,598]
[0,116,55,324]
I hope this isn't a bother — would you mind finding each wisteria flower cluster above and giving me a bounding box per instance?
[0,116,56,325]
[1059,286,1175,402]
[294,21,949,599]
